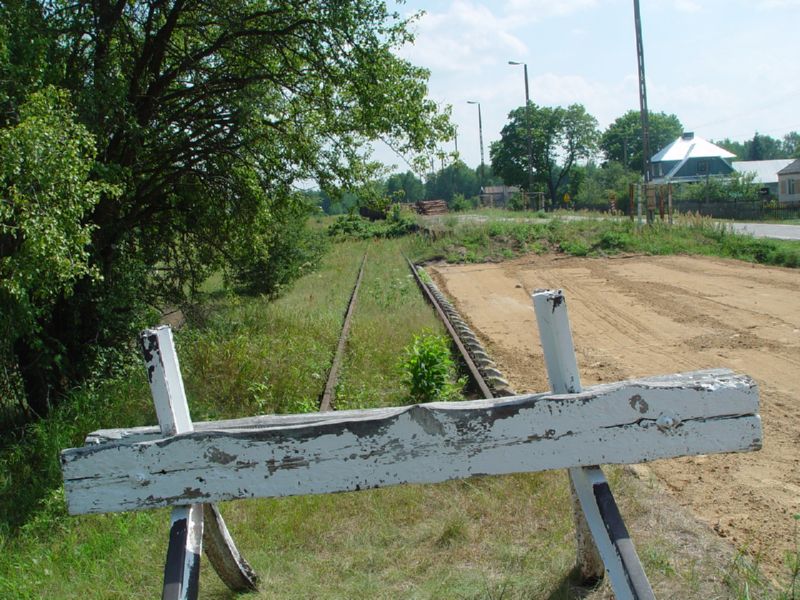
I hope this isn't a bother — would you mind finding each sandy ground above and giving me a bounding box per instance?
[429,254,800,576]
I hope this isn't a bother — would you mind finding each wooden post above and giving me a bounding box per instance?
[668,183,673,226]
[532,290,655,599]
[140,327,258,597]
[141,327,203,600]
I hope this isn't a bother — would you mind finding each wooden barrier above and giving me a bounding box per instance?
[60,291,761,599]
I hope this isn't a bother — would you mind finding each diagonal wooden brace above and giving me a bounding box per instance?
[533,289,655,599]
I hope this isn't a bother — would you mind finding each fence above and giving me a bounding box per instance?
[673,200,800,221]
[60,290,762,600]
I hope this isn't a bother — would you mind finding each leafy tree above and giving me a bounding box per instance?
[600,110,683,171]
[573,161,640,212]
[783,132,800,158]
[386,171,424,203]
[425,159,480,202]
[713,138,749,159]
[0,0,451,416]
[490,103,599,202]
[715,133,789,160]
[1,88,119,415]
[748,133,785,160]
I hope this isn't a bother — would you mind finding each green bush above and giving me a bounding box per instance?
[399,332,463,403]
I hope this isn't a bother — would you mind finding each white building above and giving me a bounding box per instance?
[778,159,800,203]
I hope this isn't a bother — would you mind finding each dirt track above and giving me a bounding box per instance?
[429,254,800,575]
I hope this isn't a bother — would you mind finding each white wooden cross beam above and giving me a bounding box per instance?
[60,292,761,599]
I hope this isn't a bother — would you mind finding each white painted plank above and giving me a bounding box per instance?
[61,371,760,515]
[84,368,757,445]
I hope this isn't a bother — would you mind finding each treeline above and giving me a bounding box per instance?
[0,1,450,421]
[310,162,503,214]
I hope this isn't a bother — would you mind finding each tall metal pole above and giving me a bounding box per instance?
[510,61,536,210]
[633,0,651,183]
[467,101,485,189]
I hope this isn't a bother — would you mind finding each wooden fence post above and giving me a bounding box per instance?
[140,327,258,598]
[533,290,655,599]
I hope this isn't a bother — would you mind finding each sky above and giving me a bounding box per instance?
[374,0,800,173]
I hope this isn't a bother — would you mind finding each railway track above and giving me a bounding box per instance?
[405,256,514,400]
[318,251,367,412]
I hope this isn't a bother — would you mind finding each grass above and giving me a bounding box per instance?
[334,237,447,410]
[412,212,800,269]
[2,214,799,598]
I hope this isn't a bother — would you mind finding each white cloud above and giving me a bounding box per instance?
[673,0,702,12]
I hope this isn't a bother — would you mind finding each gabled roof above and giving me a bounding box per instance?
[651,132,736,163]
[732,160,794,184]
[778,158,800,176]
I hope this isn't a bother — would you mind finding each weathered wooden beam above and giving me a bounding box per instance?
[61,368,760,516]
[533,289,654,599]
[141,327,258,594]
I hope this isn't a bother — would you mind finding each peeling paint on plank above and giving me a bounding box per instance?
[61,369,761,516]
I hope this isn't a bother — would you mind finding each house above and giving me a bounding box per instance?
[732,159,794,198]
[778,159,800,203]
[481,185,520,207]
[650,132,735,183]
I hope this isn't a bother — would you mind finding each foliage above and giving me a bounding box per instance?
[714,132,795,160]
[227,196,328,296]
[0,87,120,415]
[674,172,760,203]
[574,161,640,211]
[600,110,683,172]
[0,0,451,417]
[327,209,417,240]
[386,171,425,203]
[490,103,599,202]
[399,331,463,403]
[508,191,528,211]
[425,159,481,201]
[449,193,473,212]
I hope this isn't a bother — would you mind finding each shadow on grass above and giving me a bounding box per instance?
[545,567,603,600]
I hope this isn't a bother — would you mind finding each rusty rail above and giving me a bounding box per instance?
[319,251,368,411]
[405,256,497,400]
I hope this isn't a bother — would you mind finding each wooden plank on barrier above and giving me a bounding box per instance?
[62,368,760,516]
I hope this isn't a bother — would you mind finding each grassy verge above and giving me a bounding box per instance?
[413,213,800,268]
[2,214,797,598]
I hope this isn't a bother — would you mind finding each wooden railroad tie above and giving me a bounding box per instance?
[60,290,761,600]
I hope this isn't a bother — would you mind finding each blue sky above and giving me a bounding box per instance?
[375,0,800,172]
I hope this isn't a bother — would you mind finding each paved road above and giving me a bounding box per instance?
[729,222,800,241]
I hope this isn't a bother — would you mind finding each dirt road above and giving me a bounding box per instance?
[429,254,800,575]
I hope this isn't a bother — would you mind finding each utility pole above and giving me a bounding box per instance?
[633,0,651,183]
[467,101,485,189]
[509,61,536,210]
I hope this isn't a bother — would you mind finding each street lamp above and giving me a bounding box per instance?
[467,101,484,190]
[509,60,536,210]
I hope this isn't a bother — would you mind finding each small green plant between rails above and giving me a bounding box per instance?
[399,331,465,403]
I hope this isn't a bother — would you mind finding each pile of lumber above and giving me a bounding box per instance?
[416,200,448,215]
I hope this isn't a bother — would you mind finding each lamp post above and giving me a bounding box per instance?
[467,101,485,190]
[509,60,536,210]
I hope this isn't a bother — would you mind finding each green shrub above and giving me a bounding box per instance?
[399,332,463,403]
